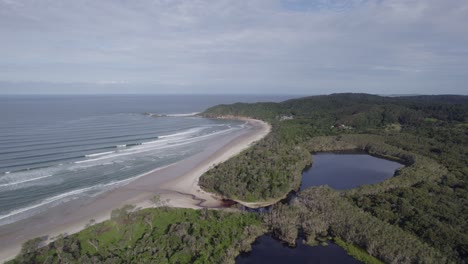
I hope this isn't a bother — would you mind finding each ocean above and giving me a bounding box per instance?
[0,94,293,225]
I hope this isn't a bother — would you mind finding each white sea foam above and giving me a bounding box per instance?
[73,128,233,165]
[0,184,100,222]
[0,100,250,226]
[0,123,243,225]
[165,112,200,117]
[75,140,192,164]
[0,163,174,224]
[85,151,115,157]
[0,174,53,187]
[158,127,203,139]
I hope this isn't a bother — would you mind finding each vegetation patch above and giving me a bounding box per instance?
[9,208,266,264]
[199,134,311,202]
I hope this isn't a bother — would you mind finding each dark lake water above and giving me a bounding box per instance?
[236,235,361,264]
[301,153,404,190]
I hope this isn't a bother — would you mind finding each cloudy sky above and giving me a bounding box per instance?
[0,0,467,94]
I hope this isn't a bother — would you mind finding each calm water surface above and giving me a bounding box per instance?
[301,153,404,190]
[236,235,361,264]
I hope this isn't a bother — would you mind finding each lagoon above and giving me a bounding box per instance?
[236,235,361,264]
[301,152,404,190]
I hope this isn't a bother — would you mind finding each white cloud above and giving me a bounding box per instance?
[0,0,467,94]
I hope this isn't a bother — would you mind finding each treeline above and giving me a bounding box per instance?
[204,93,468,129]
[9,207,265,264]
[281,93,468,124]
[305,134,448,196]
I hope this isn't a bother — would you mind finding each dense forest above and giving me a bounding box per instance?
[10,94,468,263]
[201,94,467,263]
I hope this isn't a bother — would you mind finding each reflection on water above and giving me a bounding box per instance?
[301,153,403,190]
[236,235,361,264]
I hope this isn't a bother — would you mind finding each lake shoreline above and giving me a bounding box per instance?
[0,118,271,263]
[226,148,406,209]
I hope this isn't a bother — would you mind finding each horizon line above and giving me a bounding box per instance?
[1,93,467,97]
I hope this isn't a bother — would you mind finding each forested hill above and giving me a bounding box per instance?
[203,93,468,125]
[200,93,468,263]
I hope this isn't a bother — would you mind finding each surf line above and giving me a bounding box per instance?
[0,174,53,187]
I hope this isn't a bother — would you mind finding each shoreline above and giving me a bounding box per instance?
[0,118,271,263]
[159,118,271,208]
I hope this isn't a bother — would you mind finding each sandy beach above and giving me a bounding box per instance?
[0,118,270,263]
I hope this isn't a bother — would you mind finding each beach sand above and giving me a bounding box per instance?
[0,118,270,263]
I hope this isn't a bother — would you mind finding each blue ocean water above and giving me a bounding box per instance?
[0,94,293,225]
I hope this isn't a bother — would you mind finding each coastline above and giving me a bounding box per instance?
[159,118,271,208]
[0,118,271,263]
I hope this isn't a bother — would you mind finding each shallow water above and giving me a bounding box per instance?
[301,152,403,190]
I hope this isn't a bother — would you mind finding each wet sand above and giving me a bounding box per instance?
[0,118,270,262]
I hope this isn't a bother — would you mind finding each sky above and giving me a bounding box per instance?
[0,0,467,95]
